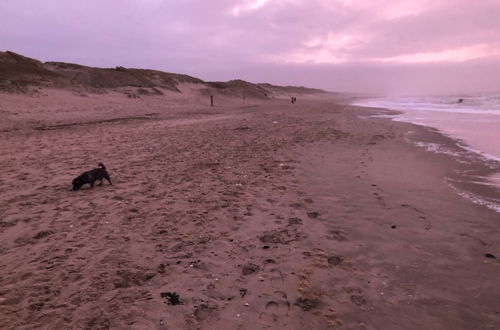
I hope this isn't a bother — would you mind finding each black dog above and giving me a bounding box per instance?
[72,163,112,191]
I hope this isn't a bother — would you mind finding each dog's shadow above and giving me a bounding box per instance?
[68,183,114,192]
[51,181,115,193]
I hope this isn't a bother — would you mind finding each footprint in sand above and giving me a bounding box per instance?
[294,296,321,311]
[343,287,367,306]
[288,202,304,209]
[401,204,432,230]
[419,216,432,230]
[242,263,260,276]
[327,255,343,266]
[350,294,367,306]
[194,304,219,322]
[307,211,319,219]
[327,229,346,242]
[459,233,488,247]
[259,291,291,323]
[287,217,302,226]
[269,268,286,286]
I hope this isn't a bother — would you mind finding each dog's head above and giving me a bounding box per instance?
[72,176,84,191]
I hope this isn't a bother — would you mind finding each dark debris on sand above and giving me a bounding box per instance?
[160,292,181,305]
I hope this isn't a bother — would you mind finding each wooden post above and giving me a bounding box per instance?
[210,95,214,107]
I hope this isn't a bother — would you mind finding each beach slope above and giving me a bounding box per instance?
[0,90,499,330]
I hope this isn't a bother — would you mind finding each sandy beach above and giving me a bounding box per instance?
[1,89,499,330]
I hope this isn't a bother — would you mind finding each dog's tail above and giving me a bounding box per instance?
[98,163,106,169]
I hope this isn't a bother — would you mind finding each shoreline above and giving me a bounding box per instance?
[289,105,500,329]
[351,95,500,168]
[1,92,499,329]
[349,103,500,213]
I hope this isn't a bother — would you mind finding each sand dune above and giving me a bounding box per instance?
[0,51,326,99]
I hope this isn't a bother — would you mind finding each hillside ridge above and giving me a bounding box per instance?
[0,51,328,97]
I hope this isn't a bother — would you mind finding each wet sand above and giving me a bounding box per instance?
[0,89,499,329]
[392,110,500,162]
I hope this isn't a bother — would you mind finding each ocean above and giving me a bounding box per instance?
[353,92,500,213]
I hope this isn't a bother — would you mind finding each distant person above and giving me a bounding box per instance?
[457,98,464,103]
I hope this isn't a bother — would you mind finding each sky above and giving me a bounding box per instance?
[1,0,500,94]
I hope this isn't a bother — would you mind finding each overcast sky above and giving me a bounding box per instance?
[1,0,500,94]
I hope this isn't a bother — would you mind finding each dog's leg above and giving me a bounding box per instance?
[105,173,112,185]
[87,174,94,188]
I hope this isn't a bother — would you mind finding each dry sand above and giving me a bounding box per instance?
[0,89,499,330]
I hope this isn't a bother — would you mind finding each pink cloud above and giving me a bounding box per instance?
[373,44,500,64]
[1,0,500,93]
